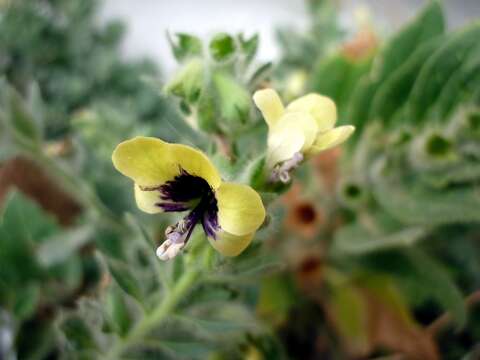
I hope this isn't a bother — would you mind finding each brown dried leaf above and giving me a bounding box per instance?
[0,156,81,225]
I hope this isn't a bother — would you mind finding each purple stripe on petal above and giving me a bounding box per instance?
[157,202,190,212]
[201,220,217,239]
[202,206,219,239]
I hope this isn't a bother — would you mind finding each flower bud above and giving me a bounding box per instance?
[165,58,204,103]
[213,72,251,125]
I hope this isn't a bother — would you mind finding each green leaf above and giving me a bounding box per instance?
[238,33,259,64]
[328,283,369,349]
[182,302,261,336]
[3,85,42,145]
[0,191,58,240]
[61,315,98,351]
[347,78,377,143]
[167,32,203,62]
[248,62,272,87]
[361,248,467,328]
[0,191,58,285]
[370,37,443,126]
[213,72,250,124]
[13,284,40,320]
[124,213,155,248]
[196,89,219,132]
[158,341,213,359]
[431,50,480,120]
[181,287,234,314]
[371,158,480,225]
[310,53,372,121]
[214,251,283,282]
[107,258,143,303]
[408,22,480,123]
[239,154,266,189]
[407,249,466,328]
[26,82,45,137]
[159,97,210,149]
[348,0,445,139]
[165,58,204,103]
[209,33,236,62]
[361,275,413,325]
[419,160,480,188]
[124,212,168,290]
[105,286,133,337]
[257,274,296,325]
[373,0,444,79]
[173,314,251,336]
[37,225,93,267]
[333,223,427,255]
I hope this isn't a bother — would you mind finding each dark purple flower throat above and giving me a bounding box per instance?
[141,169,219,244]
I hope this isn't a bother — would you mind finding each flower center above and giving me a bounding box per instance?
[142,169,219,260]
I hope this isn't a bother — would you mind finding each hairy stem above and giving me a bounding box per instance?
[105,266,200,359]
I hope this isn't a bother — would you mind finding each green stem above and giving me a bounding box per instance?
[105,266,200,360]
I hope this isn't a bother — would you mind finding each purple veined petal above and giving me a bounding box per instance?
[201,220,217,239]
[201,210,219,239]
[157,202,190,212]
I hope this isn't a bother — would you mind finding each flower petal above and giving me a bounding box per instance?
[309,125,355,154]
[134,184,162,214]
[287,93,337,132]
[216,182,265,236]
[112,136,221,189]
[169,143,222,189]
[253,88,285,128]
[208,230,254,257]
[271,112,318,151]
[267,126,306,166]
[266,111,318,166]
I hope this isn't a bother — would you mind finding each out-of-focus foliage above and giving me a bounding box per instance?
[336,0,480,339]
[270,0,480,358]
[0,0,171,138]
[1,0,480,359]
[276,0,343,72]
[165,31,270,138]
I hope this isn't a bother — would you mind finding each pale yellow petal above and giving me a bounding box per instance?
[134,184,162,214]
[266,111,318,166]
[169,143,222,189]
[216,182,265,236]
[287,93,337,132]
[267,127,305,166]
[253,88,285,128]
[309,125,355,154]
[112,136,221,189]
[112,137,171,187]
[208,230,254,257]
[270,112,318,151]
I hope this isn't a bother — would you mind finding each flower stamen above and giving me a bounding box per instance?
[156,239,186,261]
[270,152,304,183]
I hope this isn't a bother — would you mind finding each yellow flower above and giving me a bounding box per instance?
[253,89,355,182]
[112,137,265,260]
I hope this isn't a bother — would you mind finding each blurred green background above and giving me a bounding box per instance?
[1,0,480,359]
